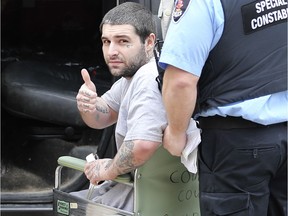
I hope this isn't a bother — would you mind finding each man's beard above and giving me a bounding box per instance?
[108,48,149,78]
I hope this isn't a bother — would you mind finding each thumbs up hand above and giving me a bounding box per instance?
[81,69,96,93]
[76,69,98,113]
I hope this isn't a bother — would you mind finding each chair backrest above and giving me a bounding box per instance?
[134,146,200,216]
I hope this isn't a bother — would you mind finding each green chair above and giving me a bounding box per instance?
[53,146,200,216]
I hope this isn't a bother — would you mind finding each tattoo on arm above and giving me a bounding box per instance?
[95,105,109,114]
[104,160,113,171]
[93,162,101,179]
[95,113,100,122]
[115,141,136,174]
[94,103,109,122]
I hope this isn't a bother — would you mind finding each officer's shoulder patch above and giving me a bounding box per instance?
[173,0,191,23]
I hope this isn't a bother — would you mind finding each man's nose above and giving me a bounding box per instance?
[107,43,119,57]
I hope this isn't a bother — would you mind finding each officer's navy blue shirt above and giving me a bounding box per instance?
[159,0,288,125]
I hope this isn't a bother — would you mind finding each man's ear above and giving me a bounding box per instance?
[145,33,156,51]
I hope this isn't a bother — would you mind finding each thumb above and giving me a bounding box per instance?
[81,69,96,92]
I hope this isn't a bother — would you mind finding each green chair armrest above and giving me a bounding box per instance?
[114,173,132,184]
[58,156,86,172]
[57,156,132,183]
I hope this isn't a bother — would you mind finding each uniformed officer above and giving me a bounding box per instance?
[159,0,287,215]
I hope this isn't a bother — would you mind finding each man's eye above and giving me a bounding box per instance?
[102,40,110,44]
[119,39,128,43]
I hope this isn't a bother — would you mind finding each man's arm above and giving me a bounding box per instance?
[162,65,199,156]
[79,96,118,129]
[84,140,160,184]
[76,69,118,129]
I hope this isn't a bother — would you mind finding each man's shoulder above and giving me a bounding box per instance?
[134,60,158,81]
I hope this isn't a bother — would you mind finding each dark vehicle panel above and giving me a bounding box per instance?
[1,0,161,215]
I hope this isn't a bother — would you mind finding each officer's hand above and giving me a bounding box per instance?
[163,125,187,156]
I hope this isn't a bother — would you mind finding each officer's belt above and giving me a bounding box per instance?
[198,115,286,129]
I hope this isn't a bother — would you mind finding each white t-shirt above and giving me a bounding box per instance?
[102,59,167,149]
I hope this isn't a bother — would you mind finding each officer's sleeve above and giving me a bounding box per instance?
[159,0,217,76]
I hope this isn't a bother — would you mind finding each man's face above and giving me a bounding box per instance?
[101,24,148,78]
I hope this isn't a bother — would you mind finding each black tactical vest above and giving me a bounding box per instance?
[197,0,287,112]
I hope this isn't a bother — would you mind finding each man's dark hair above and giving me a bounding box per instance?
[100,2,156,44]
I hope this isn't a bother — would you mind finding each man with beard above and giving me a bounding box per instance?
[74,2,166,211]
